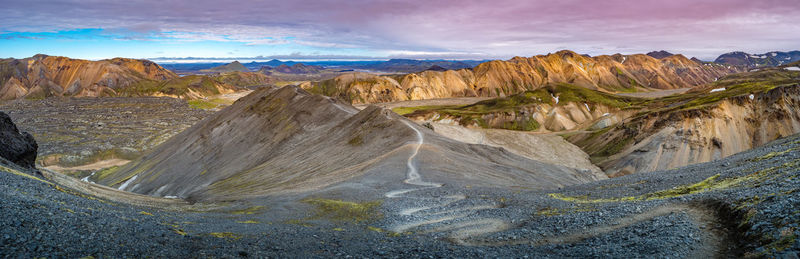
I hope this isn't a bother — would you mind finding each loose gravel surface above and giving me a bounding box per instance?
[0,97,211,167]
[2,133,799,257]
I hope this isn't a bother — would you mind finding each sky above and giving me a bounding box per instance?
[0,0,798,61]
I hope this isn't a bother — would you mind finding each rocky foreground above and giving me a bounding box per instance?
[1,129,799,257]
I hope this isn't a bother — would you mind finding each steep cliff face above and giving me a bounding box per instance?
[570,69,800,176]
[303,50,743,104]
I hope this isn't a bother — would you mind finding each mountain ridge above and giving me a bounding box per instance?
[302,50,743,104]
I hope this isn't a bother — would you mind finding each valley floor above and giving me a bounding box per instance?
[2,132,799,257]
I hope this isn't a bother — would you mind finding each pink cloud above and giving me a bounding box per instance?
[1,0,798,59]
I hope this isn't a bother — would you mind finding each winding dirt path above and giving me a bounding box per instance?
[384,121,509,237]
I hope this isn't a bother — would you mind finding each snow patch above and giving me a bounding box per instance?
[749,94,755,100]
[785,67,800,71]
[164,196,179,199]
[710,88,726,93]
[118,175,138,190]
[80,172,96,183]
[551,94,559,104]
[584,103,590,111]
[771,52,778,57]
[621,56,626,64]
[602,113,610,116]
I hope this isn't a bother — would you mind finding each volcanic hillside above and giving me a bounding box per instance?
[405,67,800,176]
[0,55,243,100]
[200,61,250,73]
[96,86,605,202]
[301,50,743,104]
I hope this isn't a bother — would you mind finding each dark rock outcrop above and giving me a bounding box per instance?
[646,50,674,59]
[0,111,37,168]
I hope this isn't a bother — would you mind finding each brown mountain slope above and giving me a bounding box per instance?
[0,55,244,100]
[208,71,272,88]
[568,68,800,176]
[96,86,604,202]
[301,50,743,104]
[399,68,800,176]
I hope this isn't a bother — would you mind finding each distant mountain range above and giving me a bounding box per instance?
[160,59,488,74]
[714,51,800,68]
[259,63,325,74]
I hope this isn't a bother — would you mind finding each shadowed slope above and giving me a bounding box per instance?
[99,86,602,202]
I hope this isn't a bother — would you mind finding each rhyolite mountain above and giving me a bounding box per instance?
[715,51,800,68]
[405,67,800,177]
[0,55,244,100]
[96,86,605,201]
[0,55,177,100]
[302,50,743,104]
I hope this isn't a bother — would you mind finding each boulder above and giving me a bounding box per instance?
[0,111,38,169]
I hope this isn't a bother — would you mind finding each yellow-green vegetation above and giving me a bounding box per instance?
[187,99,218,110]
[302,198,383,223]
[0,164,51,184]
[210,71,270,87]
[367,226,386,232]
[52,185,113,205]
[273,81,305,87]
[207,232,243,240]
[551,159,799,203]
[119,75,226,98]
[236,220,260,224]
[284,219,313,227]
[751,147,799,162]
[347,135,364,146]
[391,105,461,116]
[172,229,187,236]
[188,98,234,110]
[228,206,266,215]
[332,227,344,231]
[535,206,596,216]
[139,211,154,216]
[638,69,799,114]
[403,83,641,131]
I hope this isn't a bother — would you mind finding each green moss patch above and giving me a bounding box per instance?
[302,198,383,223]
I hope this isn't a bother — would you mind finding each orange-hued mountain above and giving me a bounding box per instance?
[0,55,245,100]
[301,50,744,104]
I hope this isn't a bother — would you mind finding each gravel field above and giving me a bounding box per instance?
[0,97,211,167]
[2,132,799,257]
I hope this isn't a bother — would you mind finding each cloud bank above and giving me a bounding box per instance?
[1,0,798,59]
